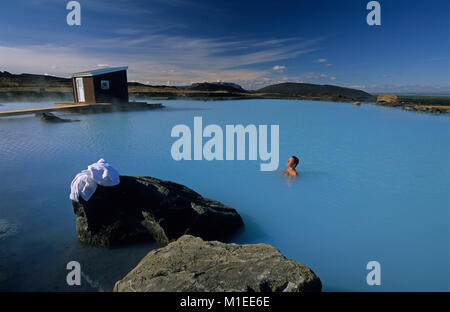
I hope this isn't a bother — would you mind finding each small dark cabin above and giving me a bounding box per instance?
[71,66,129,104]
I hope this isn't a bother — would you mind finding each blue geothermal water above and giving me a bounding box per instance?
[0,99,448,291]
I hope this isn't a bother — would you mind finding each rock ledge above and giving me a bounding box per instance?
[72,176,244,246]
[113,235,322,292]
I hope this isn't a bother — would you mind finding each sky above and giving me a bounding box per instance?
[0,0,448,93]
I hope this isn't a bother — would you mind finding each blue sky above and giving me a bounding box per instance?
[0,0,448,93]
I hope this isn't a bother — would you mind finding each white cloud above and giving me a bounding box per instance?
[315,58,327,63]
[0,35,321,89]
[272,65,286,72]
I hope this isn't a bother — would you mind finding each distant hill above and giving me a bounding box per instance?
[189,82,247,93]
[257,82,372,101]
[0,71,70,88]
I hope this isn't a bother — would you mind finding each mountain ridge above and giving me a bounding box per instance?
[0,71,372,99]
[256,82,372,101]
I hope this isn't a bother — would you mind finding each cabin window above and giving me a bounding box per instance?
[101,80,110,90]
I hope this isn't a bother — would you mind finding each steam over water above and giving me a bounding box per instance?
[0,99,448,291]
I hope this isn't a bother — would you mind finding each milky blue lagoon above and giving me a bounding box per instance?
[0,99,448,291]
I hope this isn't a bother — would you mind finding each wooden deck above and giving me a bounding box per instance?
[0,102,162,117]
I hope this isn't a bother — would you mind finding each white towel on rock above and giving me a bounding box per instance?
[88,158,120,187]
[70,169,97,202]
[70,159,120,202]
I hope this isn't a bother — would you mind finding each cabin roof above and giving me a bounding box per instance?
[71,66,128,77]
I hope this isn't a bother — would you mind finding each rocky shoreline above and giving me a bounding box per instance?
[375,101,450,114]
[374,94,449,114]
[2,90,447,115]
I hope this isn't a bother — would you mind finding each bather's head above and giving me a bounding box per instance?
[287,156,299,169]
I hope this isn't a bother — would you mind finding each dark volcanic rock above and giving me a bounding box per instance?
[72,176,244,246]
[37,112,79,123]
[113,235,322,292]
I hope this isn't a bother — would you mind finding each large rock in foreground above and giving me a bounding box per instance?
[72,176,243,246]
[113,235,322,292]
